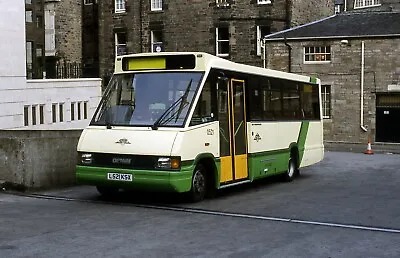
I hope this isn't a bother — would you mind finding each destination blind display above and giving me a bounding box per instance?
[122,54,196,71]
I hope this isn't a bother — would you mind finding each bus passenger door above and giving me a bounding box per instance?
[218,78,249,184]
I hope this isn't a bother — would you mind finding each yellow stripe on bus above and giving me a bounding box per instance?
[234,154,248,180]
[220,156,233,183]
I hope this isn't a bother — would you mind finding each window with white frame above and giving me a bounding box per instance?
[84,0,94,5]
[115,32,127,56]
[216,0,229,7]
[256,25,270,56]
[321,85,331,119]
[335,4,341,13]
[354,0,380,8]
[151,30,164,52]
[39,105,44,124]
[304,46,331,63]
[59,103,64,122]
[26,41,33,79]
[257,0,272,4]
[32,105,37,125]
[24,106,29,126]
[115,0,125,13]
[26,10,33,23]
[151,0,162,11]
[216,27,229,57]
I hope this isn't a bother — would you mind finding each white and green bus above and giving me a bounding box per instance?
[76,52,324,202]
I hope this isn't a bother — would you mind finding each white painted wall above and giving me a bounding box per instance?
[0,0,27,129]
[19,79,102,130]
[0,1,103,130]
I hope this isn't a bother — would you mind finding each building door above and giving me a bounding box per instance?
[376,94,400,143]
[218,78,249,184]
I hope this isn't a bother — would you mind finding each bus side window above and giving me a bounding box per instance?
[247,76,262,121]
[301,83,318,120]
[190,80,216,126]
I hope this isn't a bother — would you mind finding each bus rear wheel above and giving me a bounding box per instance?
[187,164,207,202]
[283,158,297,182]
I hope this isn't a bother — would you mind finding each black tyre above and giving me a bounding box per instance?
[96,186,119,197]
[283,158,297,182]
[188,164,207,202]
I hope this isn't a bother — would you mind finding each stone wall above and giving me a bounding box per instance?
[98,0,334,78]
[55,0,82,63]
[0,130,82,190]
[291,0,334,26]
[264,38,400,143]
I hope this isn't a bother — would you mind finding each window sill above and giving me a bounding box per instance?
[354,4,381,9]
[217,53,229,57]
[114,10,126,14]
[304,61,331,64]
[216,3,230,8]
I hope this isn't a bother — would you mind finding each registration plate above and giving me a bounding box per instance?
[107,173,133,182]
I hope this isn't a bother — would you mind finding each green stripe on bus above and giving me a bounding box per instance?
[248,148,289,158]
[298,121,310,163]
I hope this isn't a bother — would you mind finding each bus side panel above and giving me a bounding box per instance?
[300,121,324,167]
[171,122,220,167]
[276,122,302,150]
[248,150,290,180]
[247,122,301,179]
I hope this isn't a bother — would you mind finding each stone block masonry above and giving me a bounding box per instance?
[0,130,82,190]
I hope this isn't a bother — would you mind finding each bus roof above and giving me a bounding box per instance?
[114,52,319,84]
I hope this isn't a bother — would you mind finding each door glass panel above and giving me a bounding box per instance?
[232,80,246,155]
[218,81,231,157]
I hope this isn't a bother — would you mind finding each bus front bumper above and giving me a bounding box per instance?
[76,165,193,193]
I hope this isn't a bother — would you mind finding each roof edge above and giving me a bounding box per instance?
[264,34,400,41]
[263,14,337,40]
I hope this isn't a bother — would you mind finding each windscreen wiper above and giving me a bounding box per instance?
[151,79,192,130]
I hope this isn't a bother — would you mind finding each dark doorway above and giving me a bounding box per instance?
[376,94,400,143]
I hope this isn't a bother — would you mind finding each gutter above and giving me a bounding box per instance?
[284,37,292,73]
[139,0,143,51]
[360,41,368,132]
[264,34,400,42]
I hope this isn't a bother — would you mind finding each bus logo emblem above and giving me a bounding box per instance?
[254,133,261,142]
[115,138,131,145]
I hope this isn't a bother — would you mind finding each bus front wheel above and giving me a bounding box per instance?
[188,164,207,202]
[96,186,119,197]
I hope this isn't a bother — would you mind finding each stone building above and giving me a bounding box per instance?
[82,0,100,77]
[263,8,400,143]
[44,0,82,78]
[97,0,334,78]
[26,0,46,79]
[335,0,400,13]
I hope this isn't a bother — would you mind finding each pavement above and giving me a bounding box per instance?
[325,141,400,154]
[1,151,400,257]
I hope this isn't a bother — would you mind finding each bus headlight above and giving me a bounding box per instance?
[156,157,181,170]
[80,153,93,165]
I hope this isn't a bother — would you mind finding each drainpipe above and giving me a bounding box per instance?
[284,38,292,73]
[262,38,266,68]
[344,0,347,11]
[360,40,368,132]
[139,0,143,52]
